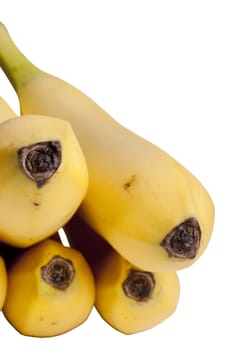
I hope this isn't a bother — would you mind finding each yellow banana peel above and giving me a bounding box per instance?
[94,250,180,334]
[64,216,180,334]
[0,114,88,247]
[3,238,95,337]
[0,23,215,271]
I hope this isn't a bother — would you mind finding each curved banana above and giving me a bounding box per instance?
[0,255,7,310]
[0,24,215,271]
[94,250,180,334]
[0,95,17,121]
[0,114,88,247]
[64,217,180,334]
[3,238,95,337]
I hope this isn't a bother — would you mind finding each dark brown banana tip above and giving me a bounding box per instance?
[161,217,201,259]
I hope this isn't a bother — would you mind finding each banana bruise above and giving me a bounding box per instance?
[0,114,88,247]
[3,238,95,337]
[0,24,215,271]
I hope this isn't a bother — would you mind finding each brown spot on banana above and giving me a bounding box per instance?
[123,174,136,191]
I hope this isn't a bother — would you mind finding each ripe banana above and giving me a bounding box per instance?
[94,250,180,334]
[0,23,215,271]
[0,114,88,247]
[64,217,180,334]
[0,255,7,310]
[0,95,17,121]
[3,238,95,337]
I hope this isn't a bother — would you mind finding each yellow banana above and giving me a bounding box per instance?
[0,255,7,310]
[64,217,180,334]
[94,250,180,334]
[0,23,215,271]
[3,238,95,337]
[0,114,88,247]
[0,95,17,121]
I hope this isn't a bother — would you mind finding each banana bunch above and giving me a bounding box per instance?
[0,23,215,336]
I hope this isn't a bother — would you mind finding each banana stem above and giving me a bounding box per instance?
[0,23,39,92]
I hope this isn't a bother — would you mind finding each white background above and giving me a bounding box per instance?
[0,0,232,349]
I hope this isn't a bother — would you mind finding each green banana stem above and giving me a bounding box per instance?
[0,23,38,92]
